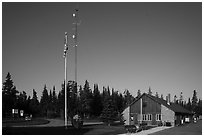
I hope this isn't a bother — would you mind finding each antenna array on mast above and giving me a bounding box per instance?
[63,4,81,129]
[72,7,80,97]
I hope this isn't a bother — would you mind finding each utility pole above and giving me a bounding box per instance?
[63,32,68,129]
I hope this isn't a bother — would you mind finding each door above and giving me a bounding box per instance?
[134,114,138,124]
[130,113,138,125]
[152,114,156,125]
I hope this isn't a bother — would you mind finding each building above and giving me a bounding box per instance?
[122,93,193,126]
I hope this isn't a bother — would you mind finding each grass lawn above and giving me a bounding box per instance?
[84,124,126,135]
[150,120,202,135]
[2,118,49,127]
[3,122,126,135]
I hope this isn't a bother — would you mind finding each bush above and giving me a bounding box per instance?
[124,125,137,133]
[158,121,163,126]
[165,122,171,126]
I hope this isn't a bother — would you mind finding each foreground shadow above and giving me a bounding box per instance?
[3,126,91,135]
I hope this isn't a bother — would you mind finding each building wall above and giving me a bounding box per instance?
[130,95,161,125]
[122,106,130,125]
[175,113,193,126]
[130,95,161,114]
[161,104,175,126]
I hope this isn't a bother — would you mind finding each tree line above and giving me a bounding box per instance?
[2,72,202,121]
[146,87,202,116]
[2,72,134,121]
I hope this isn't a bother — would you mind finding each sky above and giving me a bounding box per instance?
[2,2,202,101]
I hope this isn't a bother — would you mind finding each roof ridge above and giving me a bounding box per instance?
[128,93,192,114]
[146,93,192,114]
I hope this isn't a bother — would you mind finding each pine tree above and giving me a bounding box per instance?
[192,90,198,113]
[2,72,19,117]
[148,87,152,95]
[155,92,159,98]
[26,96,31,114]
[136,90,141,99]
[16,91,27,111]
[78,85,83,113]
[91,84,103,116]
[48,90,53,111]
[123,89,134,106]
[22,91,27,103]
[107,86,110,96]
[45,86,58,118]
[52,86,58,114]
[40,85,49,117]
[2,73,14,95]
[160,94,164,100]
[29,89,40,117]
[67,80,78,116]
[118,93,126,113]
[186,98,192,111]
[100,97,118,126]
[179,92,184,106]
[79,80,93,117]
[57,83,65,118]
[102,86,110,103]
[111,88,117,111]
[112,89,125,114]
[196,99,202,115]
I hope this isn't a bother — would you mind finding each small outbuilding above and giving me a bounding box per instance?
[122,93,193,126]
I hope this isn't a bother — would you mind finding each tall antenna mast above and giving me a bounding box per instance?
[71,5,83,129]
[72,6,80,97]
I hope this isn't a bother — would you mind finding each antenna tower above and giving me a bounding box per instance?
[72,7,80,97]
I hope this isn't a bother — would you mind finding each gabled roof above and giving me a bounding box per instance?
[130,93,192,115]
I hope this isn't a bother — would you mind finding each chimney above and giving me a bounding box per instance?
[167,94,171,105]
[174,95,177,103]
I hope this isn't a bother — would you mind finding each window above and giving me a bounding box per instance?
[148,114,152,121]
[156,114,161,121]
[142,114,146,121]
[130,116,134,121]
[142,114,152,121]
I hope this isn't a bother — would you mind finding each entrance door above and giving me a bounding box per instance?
[152,114,156,125]
[134,114,138,124]
[130,113,138,125]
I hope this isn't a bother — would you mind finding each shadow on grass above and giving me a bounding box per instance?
[2,118,50,127]
[3,123,126,135]
[3,126,91,135]
[83,123,126,135]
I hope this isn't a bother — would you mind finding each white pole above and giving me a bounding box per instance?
[65,56,67,128]
[140,98,143,124]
